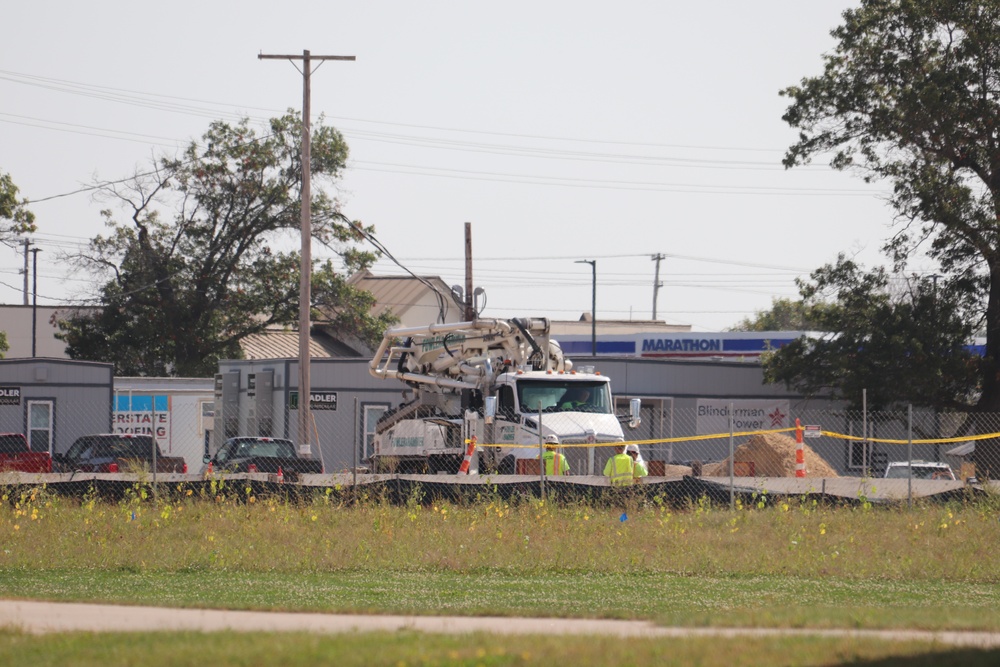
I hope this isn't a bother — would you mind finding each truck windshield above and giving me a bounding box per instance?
[516,380,612,414]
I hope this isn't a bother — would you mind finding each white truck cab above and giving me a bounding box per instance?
[368,317,639,474]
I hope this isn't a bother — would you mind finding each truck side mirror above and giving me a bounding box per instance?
[484,396,497,424]
[628,398,642,429]
[203,453,212,464]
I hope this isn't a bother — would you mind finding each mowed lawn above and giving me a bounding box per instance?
[2,485,999,665]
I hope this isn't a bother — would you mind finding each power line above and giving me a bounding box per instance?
[0,68,790,154]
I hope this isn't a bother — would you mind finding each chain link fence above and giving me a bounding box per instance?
[2,398,998,505]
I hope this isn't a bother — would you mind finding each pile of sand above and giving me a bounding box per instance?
[701,432,838,478]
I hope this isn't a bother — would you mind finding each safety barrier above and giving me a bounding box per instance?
[3,403,998,507]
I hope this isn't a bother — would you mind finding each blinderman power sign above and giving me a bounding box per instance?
[0,386,21,406]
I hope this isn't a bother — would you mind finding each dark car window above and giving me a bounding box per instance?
[0,435,27,455]
[74,435,154,460]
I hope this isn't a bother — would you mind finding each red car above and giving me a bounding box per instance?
[0,433,53,473]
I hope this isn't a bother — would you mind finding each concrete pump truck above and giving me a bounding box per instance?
[367,317,640,474]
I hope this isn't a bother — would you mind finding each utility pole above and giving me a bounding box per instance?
[259,49,355,458]
[651,253,665,320]
[21,239,31,305]
[464,222,475,321]
[30,248,41,357]
[576,259,597,356]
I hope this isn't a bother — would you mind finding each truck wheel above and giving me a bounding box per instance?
[497,455,515,475]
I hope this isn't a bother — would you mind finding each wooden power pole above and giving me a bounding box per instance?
[651,253,665,320]
[464,222,475,321]
[258,49,355,457]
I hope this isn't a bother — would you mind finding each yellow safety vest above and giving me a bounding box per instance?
[541,450,569,476]
[604,453,634,486]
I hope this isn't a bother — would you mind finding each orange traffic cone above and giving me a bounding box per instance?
[277,466,284,484]
[457,437,477,474]
[795,418,806,478]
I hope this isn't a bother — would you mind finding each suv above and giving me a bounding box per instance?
[884,460,956,480]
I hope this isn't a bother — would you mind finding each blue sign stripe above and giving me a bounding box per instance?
[115,395,168,411]
[561,341,636,355]
[722,338,797,352]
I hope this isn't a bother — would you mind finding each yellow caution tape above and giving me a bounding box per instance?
[470,426,998,449]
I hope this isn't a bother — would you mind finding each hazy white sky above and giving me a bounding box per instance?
[1,1,902,331]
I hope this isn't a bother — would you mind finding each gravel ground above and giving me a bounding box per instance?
[3,599,1000,648]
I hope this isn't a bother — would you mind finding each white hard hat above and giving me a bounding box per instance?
[625,444,639,454]
[544,434,560,445]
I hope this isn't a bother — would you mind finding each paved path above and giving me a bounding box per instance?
[3,599,1000,648]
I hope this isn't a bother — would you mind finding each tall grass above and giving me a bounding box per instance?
[2,483,998,581]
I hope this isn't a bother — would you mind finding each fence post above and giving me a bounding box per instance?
[151,398,158,502]
[907,405,913,509]
[729,402,734,510]
[537,403,545,501]
[353,396,358,489]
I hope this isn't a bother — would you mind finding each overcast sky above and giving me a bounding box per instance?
[2,1,905,331]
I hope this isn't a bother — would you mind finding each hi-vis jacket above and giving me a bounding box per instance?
[603,453,634,486]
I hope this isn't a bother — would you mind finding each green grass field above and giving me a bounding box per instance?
[2,483,999,665]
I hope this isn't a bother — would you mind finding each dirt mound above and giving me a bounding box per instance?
[701,432,838,478]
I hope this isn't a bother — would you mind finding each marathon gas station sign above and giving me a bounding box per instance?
[556,333,802,360]
[641,335,799,359]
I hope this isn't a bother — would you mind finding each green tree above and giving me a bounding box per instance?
[762,256,978,412]
[0,170,36,244]
[728,297,827,332]
[781,0,1000,412]
[0,171,35,354]
[58,112,395,377]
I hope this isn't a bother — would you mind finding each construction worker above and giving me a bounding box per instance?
[559,387,591,410]
[538,434,570,476]
[626,444,648,484]
[603,443,634,486]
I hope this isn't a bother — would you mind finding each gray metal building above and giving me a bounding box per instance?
[0,358,113,453]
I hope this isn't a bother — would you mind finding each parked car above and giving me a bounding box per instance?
[54,434,187,473]
[0,433,52,473]
[203,436,323,478]
[884,460,956,480]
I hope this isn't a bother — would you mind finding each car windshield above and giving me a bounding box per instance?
[516,380,612,414]
[885,464,953,480]
[218,438,296,461]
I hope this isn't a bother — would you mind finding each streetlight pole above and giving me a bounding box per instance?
[30,248,41,358]
[576,259,596,357]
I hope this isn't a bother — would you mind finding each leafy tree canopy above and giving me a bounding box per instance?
[728,297,830,332]
[781,0,1000,410]
[58,112,396,377]
[0,170,36,245]
[763,256,979,412]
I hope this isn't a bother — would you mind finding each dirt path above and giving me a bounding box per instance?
[3,599,1000,648]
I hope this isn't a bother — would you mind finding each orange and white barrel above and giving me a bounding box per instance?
[457,436,477,474]
[795,418,806,478]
